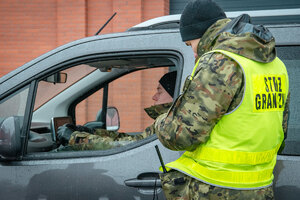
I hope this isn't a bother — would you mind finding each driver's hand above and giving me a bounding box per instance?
[57,124,75,146]
[76,125,95,134]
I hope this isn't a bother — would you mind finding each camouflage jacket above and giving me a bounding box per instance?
[155,16,290,151]
[61,103,172,151]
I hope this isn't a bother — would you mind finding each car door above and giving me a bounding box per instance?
[0,31,196,200]
[0,59,181,200]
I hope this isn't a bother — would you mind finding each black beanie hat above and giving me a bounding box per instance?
[159,71,177,97]
[180,0,226,41]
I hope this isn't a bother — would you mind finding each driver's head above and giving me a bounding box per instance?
[152,71,177,105]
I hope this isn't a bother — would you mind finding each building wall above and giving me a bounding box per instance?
[0,0,170,131]
[0,0,170,74]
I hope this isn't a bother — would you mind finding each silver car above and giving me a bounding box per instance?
[0,13,300,199]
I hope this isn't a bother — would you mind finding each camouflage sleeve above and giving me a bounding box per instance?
[115,122,156,141]
[279,92,290,153]
[282,92,290,137]
[68,131,119,150]
[155,52,243,151]
[66,123,156,151]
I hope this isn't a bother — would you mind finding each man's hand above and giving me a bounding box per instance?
[57,124,95,146]
[75,125,95,134]
[57,124,75,146]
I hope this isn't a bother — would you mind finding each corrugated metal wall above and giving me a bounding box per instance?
[170,0,300,14]
[170,0,300,24]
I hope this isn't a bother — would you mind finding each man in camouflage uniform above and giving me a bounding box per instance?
[154,0,290,199]
[56,71,177,151]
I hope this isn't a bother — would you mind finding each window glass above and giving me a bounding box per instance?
[277,46,300,155]
[76,67,170,133]
[108,68,169,133]
[76,89,103,125]
[70,66,175,152]
[34,65,96,110]
[0,86,29,131]
[29,65,96,153]
[30,55,177,153]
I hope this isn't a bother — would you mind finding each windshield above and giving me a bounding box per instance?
[34,65,96,110]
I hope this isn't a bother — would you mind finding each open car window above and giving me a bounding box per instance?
[29,54,179,155]
[76,68,170,133]
[34,65,96,110]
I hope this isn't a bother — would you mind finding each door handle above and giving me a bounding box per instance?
[124,178,161,188]
[124,172,161,188]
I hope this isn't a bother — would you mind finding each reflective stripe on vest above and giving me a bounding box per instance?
[165,154,275,185]
[184,143,281,165]
[162,49,289,189]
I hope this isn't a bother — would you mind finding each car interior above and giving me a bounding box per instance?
[27,55,179,154]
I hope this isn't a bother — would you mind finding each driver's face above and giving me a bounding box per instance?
[152,83,173,105]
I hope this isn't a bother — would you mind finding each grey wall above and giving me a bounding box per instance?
[170,0,300,14]
[170,0,300,24]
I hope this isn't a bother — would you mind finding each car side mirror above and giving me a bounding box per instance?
[106,107,120,131]
[43,72,67,84]
[0,116,22,160]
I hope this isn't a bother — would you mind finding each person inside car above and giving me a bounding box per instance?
[56,71,177,151]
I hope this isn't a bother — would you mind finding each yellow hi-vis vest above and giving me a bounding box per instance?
[163,49,289,189]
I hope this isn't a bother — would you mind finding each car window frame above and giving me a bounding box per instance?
[22,50,183,161]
